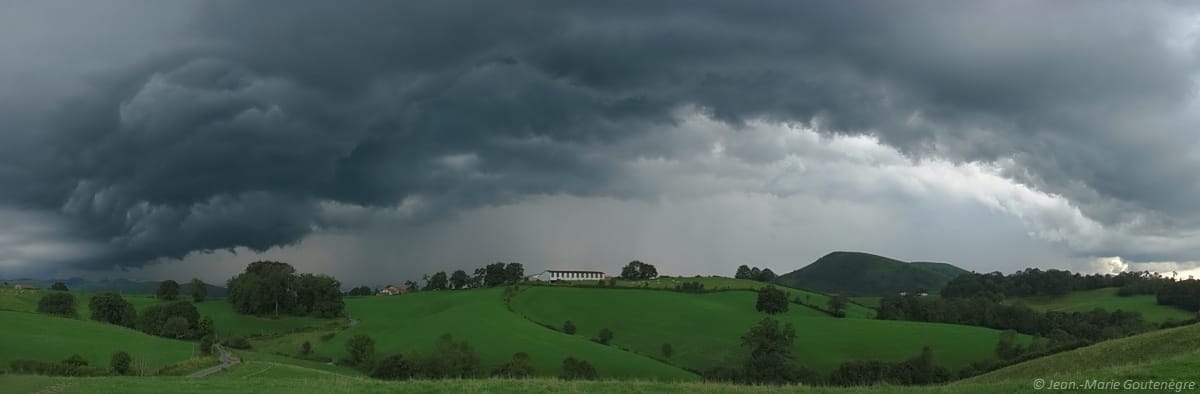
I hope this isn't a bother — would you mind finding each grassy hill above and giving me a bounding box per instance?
[774,252,969,296]
[0,310,196,372]
[510,286,1023,374]
[311,288,697,381]
[1004,287,1195,323]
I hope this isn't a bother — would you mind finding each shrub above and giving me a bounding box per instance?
[301,341,312,355]
[319,332,336,341]
[560,357,597,380]
[37,292,77,317]
[8,359,109,377]
[222,336,252,350]
[370,354,416,380]
[421,334,480,378]
[345,334,376,370]
[491,352,534,378]
[661,343,673,359]
[63,354,88,367]
[595,328,614,345]
[200,335,215,355]
[755,286,789,315]
[562,320,577,335]
[110,352,132,375]
[88,292,137,327]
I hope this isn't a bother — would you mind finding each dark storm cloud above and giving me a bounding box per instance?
[2,0,1198,269]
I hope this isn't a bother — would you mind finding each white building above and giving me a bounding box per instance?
[533,269,608,281]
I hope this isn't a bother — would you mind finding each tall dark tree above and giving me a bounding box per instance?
[189,278,207,302]
[755,286,789,315]
[425,271,449,291]
[227,261,299,316]
[450,270,470,290]
[735,265,752,280]
[37,292,77,317]
[471,267,486,288]
[827,294,848,317]
[89,292,137,327]
[157,280,180,300]
[297,273,345,317]
[504,263,525,284]
[742,317,804,384]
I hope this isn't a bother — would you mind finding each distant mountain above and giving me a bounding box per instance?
[0,278,227,297]
[773,251,969,296]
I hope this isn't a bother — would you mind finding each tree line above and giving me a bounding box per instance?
[226,261,345,318]
[734,265,777,282]
[341,332,599,381]
[941,268,1178,301]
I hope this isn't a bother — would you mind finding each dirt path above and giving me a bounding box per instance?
[187,344,239,378]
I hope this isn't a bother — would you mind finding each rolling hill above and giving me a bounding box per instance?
[1005,287,1195,323]
[0,310,197,372]
[774,251,969,296]
[510,286,1024,374]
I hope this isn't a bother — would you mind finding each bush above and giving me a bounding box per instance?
[89,292,137,327]
[661,343,673,359]
[755,286,789,315]
[370,354,416,380]
[222,336,252,350]
[345,334,376,370]
[301,341,312,355]
[63,354,88,367]
[37,292,77,317]
[560,357,597,380]
[8,359,109,377]
[562,320,577,335]
[110,352,132,375]
[200,335,215,355]
[421,334,481,378]
[594,328,614,345]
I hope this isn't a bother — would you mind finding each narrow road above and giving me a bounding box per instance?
[188,344,239,378]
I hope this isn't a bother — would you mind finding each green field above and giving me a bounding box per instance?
[552,277,876,318]
[1006,287,1195,323]
[311,288,697,381]
[0,310,196,372]
[510,287,1025,374]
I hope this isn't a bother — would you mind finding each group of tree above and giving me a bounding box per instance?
[828,346,951,386]
[418,262,526,292]
[877,294,1149,344]
[675,281,705,293]
[755,286,789,315]
[619,261,659,280]
[734,265,777,282]
[50,282,69,291]
[346,285,374,296]
[1156,279,1200,311]
[7,351,137,377]
[156,278,208,302]
[941,269,1174,301]
[137,301,203,339]
[826,294,849,318]
[89,292,137,327]
[702,317,819,385]
[226,261,345,318]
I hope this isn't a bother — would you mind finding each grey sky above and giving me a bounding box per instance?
[2,1,1199,286]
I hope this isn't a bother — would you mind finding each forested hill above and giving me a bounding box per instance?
[773,251,968,296]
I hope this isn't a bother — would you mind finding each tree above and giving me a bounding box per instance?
[110,352,132,375]
[404,280,419,293]
[661,343,674,359]
[425,271,448,291]
[37,292,77,317]
[157,280,180,300]
[756,268,777,282]
[424,333,481,378]
[301,341,312,355]
[595,328,614,345]
[347,286,374,296]
[296,273,345,317]
[827,294,848,317]
[563,320,577,335]
[620,261,659,280]
[197,316,215,338]
[89,292,137,327]
[163,317,191,339]
[995,330,1021,359]
[492,352,535,378]
[735,265,752,280]
[450,270,469,290]
[755,286,789,314]
[227,261,299,316]
[189,278,207,302]
[50,282,69,291]
[346,334,376,369]
[749,267,761,281]
[471,267,486,288]
[200,335,215,356]
[560,357,598,380]
[64,354,88,367]
[138,301,199,338]
[504,263,525,284]
[742,317,805,384]
[370,354,416,380]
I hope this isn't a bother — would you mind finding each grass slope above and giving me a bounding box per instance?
[774,251,968,296]
[0,310,195,372]
[313,288,697,381]
[1005,287,1194,323]
[511,287,1022,374]
[553,277,875,318]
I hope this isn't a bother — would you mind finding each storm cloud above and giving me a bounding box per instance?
[2,1,1200,277]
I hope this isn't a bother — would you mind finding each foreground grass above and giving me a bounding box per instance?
[0,310,196,372]
[316,288,697,381]
[1006,287,1194,323]
[512,286,1027,374]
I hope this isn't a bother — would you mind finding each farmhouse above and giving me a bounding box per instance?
[532,269,609,281]
[378,285,407,296]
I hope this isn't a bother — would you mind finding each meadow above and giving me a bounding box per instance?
[557,277,876,318]
[0,310,197,372]
[1005,287,1195,323]
[313,288,699,381]
[510,286,1026,374]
